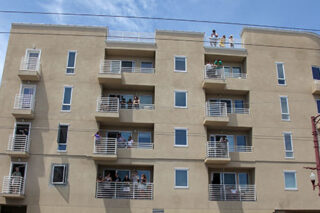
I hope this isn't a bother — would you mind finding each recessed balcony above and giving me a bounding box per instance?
[18,56,41,81]
[95,97,120,122]
[7,134,30,158]
[11,94,35,119]
[1,176,25,199]
[209,184,256,201]
[205,141,231,164]
[204,102,229,125]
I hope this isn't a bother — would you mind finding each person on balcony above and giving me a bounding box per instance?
[120,97,126,109]
[122,175,131,195]
[133,96,140,109]
[209,30,219,47]
[229,35,234,48]
[127,136,134,148]
[213,59,223,78]
[114,173,121,182]
[11,167,22,193]
[117,133,126,148]
[219,35,226,47]
[127,99,133,109]
[206,61,216,78]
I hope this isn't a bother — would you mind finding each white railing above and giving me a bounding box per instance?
[120,103,155,110]
[13,94,35,111]
[107,30,155,43]
[20,56,40,72]
[234,146,253,152]
[94,137,117,155]
[100,60,155,74]
[96,97,119,113]
[205,36,243,48]
[233,107,250,114]
[206,102,227,117]
[117,141,154,149]
[204,66,247,80]
[2,176,24,195]
[209,184,256,201]
[96,181,153,200]
[207,141,229,158]
[8,135,29,153]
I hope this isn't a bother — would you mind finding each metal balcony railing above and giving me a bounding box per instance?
[100,60,155,74]
[117,141,154,149]
[119,103,155,110]
[8,135,30,153]
[209,184,256,201]
[96,97,119,113]
[206,102,227,117]
[207,141,229,158]
[2,176,24,195]
[93,137,117,155]
[204,66,247,80]
[205,36,243,49]
[20,56,40,72]
[234,146,253,152]
[13,94,35,111]
[107,30,155,43]
[96,181,153,200]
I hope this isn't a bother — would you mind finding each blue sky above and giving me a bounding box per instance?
[1,0,320,84]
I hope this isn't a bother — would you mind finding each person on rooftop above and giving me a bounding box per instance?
[219,35,226,47]
[229,35,234,48]
[209,30,219,47]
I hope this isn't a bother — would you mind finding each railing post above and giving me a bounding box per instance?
[114,182,117,199]
[223,184,226,201]
[133,183,135,199]
[239,185,242,201]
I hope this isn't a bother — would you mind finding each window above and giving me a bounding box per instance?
[174,90,187,108]
[175,168,188,188]
[61,86,73,111]
[312,66,320,80]
[284,171,297,190]
[276,63,286,85]
[317,100,320,113]
[141,62,153,73]
[51,164,68,185]
[234,100,244,113]
[66,51,77,74]
[121,61,135,72]
[174,56,186,72]
[238,173,248,185]
[57,124,68,151]
[283,132,294,158]
[138,132,152,143]
[175,128,188,147]
[280,96,290,120]
[232,67,241,78]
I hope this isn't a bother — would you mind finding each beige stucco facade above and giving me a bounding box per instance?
[0,23,319,212]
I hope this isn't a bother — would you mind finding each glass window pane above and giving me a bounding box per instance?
[62,105,71,111]
[236,135,246,146]
[58,144,67,151]
[284,133,292,151]
[278,79,285,85]
[238,173,248,185]
[141,62,153,68]
[67,52,76,67]
[232,67,241,77]
[280,97,289,114]
[122,61,133,67]
[312,67,320,80]
[175,92,186,107]
[286,152,294,158]
[120,131,132,141]
[277,64,284,78]
[140,95,153,104]
[317,100,320,113]
[117,170,130,181]
[53,166,65,183]
[226,135,234,152]
[58,125,68,144]
[66,68,74,74]
[138,132,152,143]
[284,172,296,189]
[175,57,186,71]
[221,100,232,113]
[63,88,72,104]
[223,173,236,184]
[175,129,187,145]
[175,170,188,187]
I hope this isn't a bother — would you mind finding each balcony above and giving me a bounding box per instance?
[107,30,155,43]
[96,182,153,200]
[209,184,256,201]
[204,102,251,127]
[90,137,117,160]
[312,80,320,95]
[205,141,230,164]
[202,66,248,92]
[11,94,35,119]
[98,60,155,89]
[7,135,30,158]
[18,56,41,81]
[1,176,25,199]
[95,97,120,122]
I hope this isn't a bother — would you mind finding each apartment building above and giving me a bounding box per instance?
[0,23,319,213]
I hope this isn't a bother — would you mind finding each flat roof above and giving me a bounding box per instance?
[12,23,108,32]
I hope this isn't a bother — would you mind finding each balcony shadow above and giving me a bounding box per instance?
[102,199,131,213]
[216,201,244,213]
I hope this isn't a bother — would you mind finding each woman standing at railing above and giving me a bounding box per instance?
[133,96,140,109]
[219,35,226,48]
[127,136,134,148]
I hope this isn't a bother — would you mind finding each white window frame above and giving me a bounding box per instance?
[51,164,68,185]
[174,168,189,189]
[174,56,187,72]
[57,123,69,152]
[66,50,77,75]
[283,170,297,190]
[174,90,188,108]
[276,62,286,86]
[283,132,294,159]
[174,128,188,147]
[280,96,290,121]
[61,86,73,112]
[25,48,41,66]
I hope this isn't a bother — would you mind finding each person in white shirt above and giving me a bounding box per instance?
[127,136,134,148]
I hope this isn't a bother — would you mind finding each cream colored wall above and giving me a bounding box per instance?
[0,24,320,212]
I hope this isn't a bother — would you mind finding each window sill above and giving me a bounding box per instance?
[174,145,188,148]
[174,106,188,109]
[174,186,189,189]
[285,188,298,191]
[57,150,67,153]
[61,110,71,113]
[174,70,187,73]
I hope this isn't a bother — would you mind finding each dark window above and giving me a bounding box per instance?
[175,57,186,71]
[51,164,67,184]
[312,66,320,80]
[66,51,76,74]
[317,100,320,113]
[57,125,68,151]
